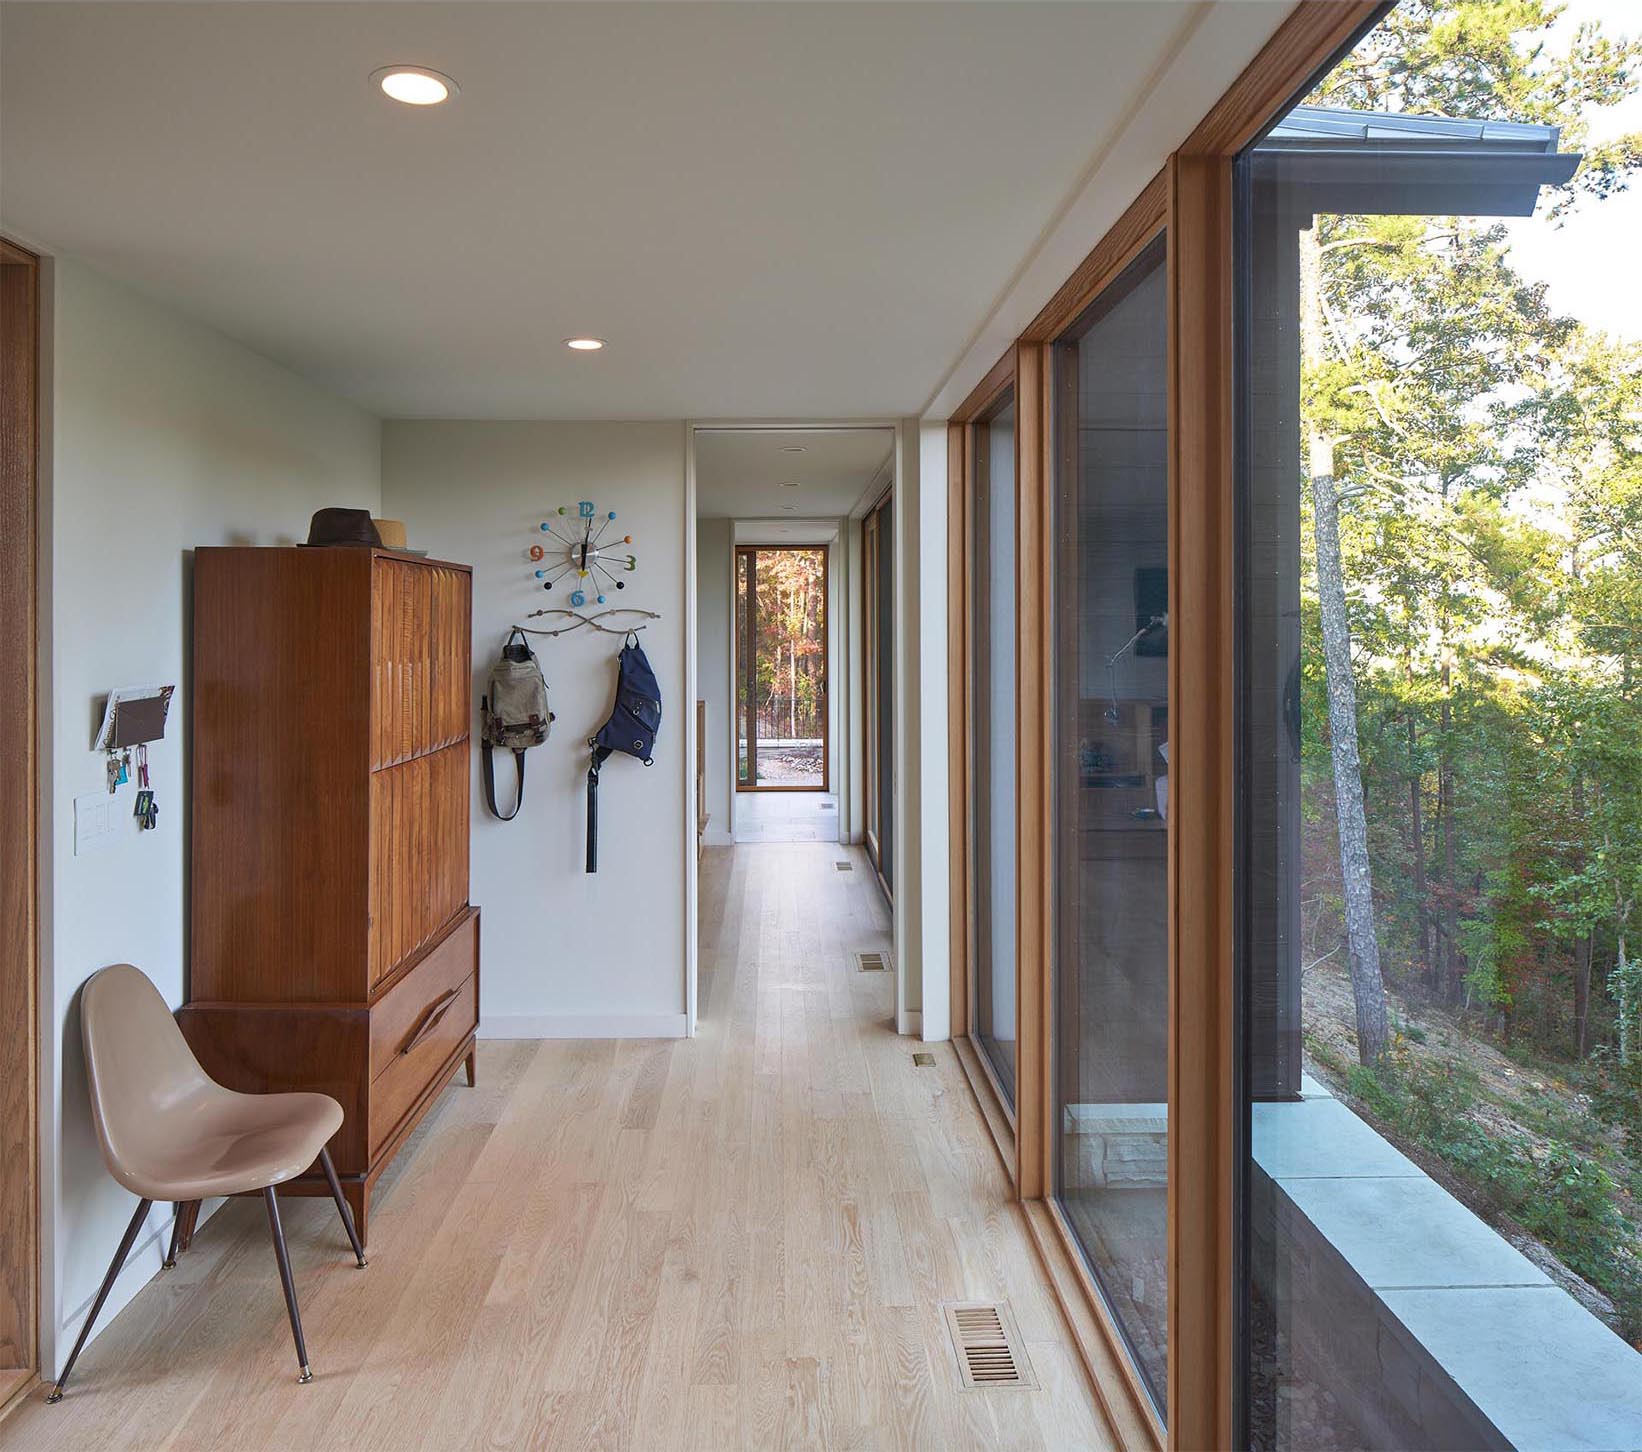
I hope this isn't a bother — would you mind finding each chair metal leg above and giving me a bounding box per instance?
[317,1148,367,1268]
[47,1197,152,1403]
[263,1187,313,1384]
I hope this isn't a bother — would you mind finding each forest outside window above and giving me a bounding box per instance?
[736,545,828,792]
[1236,2,1642,1447]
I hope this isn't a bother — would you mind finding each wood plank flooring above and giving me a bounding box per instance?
[4,843,1113,1451]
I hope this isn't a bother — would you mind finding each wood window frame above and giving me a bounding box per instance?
[0,236,40,1415]
[1166,6,1385,1448]
[734,543,831,795]
[1029,196,1173,1452]
[947,350,1021,1165]
[942,4,1388,1448]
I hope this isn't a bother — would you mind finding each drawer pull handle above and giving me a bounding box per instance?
[400,987,461,1057]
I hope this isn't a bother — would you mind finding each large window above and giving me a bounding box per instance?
[1238,4,1642,1448]
[972,390,1019,1105]
[863,496,894,892]
[736,545,828,791]
[1052,233,1170,1412]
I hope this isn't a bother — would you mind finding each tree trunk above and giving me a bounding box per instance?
[1574,928,1592,1060]
[1439,669,1460,1003]
[1299,224,1391,1068]
[1572,768,1591,1059]
[1406,691,1432,991]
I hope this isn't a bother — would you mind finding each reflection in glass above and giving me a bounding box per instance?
[1052,234,1169,1411]
[973,395,1018,1105]
[1237,7,1642,1449]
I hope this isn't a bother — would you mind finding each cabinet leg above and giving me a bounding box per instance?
[345,1181,369,1251]
[464,1048,476,1087]
[177,1199,201,1253]
[164,1200,199,1268]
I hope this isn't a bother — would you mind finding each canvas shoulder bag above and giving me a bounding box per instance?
[481,629,553,821]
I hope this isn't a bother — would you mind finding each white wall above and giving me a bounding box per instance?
[382,422,689,1038]
[909,420,951,1041]
[695,518,734,847]
[42,256,381,1377]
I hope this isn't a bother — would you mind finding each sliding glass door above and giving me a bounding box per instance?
[1051,233,1170,1413]
[736,545,828,791]
[969,390,1019,1107]
[863,495,894,893]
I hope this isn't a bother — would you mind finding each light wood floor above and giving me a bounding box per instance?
[6,843,1112,1451]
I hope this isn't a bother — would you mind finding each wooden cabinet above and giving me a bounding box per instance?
[181,546,477,1245]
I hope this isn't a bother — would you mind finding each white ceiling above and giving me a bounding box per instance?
[0,2,1293,422]
[695,427,891,519]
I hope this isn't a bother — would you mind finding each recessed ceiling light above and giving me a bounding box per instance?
[779,445,806,454]
[372,65,458,106]
[564,337,606,351]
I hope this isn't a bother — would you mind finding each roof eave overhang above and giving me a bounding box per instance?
[1252,146,1583,218]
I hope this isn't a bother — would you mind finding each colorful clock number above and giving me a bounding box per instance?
[529,502,638,600]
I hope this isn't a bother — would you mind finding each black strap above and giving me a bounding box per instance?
[482,738,526,821]
[586,744,612,873]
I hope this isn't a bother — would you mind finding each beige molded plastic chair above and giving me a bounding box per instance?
[48,964,367,1403]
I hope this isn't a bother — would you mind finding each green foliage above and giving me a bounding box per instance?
[1294,0,1642,1060]
[740,548,827,739]
[1590,1046,1642,1159]
[1348,1053,1642,1339]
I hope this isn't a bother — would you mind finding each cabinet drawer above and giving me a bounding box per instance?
[368,914,477,1153]
[369,909,477,1078]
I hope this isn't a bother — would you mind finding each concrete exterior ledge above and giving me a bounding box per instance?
[1253,1082,1642,1451]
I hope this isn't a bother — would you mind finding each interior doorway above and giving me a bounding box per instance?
[735,544,829,793]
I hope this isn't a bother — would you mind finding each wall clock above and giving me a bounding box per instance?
[529,501,638,608]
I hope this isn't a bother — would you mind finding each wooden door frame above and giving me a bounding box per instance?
[0,235,41,1412]
[940,4,1388,1447]
[734,542,832,794]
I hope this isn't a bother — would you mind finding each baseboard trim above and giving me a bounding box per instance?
[701,828,734,848]
[478,1013,689,1040]
[896,1009,923,1037]
[55,1197,226,1380]
[0,1369,37,1424]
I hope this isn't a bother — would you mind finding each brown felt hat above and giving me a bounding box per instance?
[304,507,382,548]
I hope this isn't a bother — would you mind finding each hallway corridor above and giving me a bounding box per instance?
[4,844,1109,1452]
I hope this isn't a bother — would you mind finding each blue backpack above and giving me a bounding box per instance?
[586,638,661,872]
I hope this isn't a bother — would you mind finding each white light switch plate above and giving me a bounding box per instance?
[74,789,123,856]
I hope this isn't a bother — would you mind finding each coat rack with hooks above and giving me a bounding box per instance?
[515,606,661,639]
